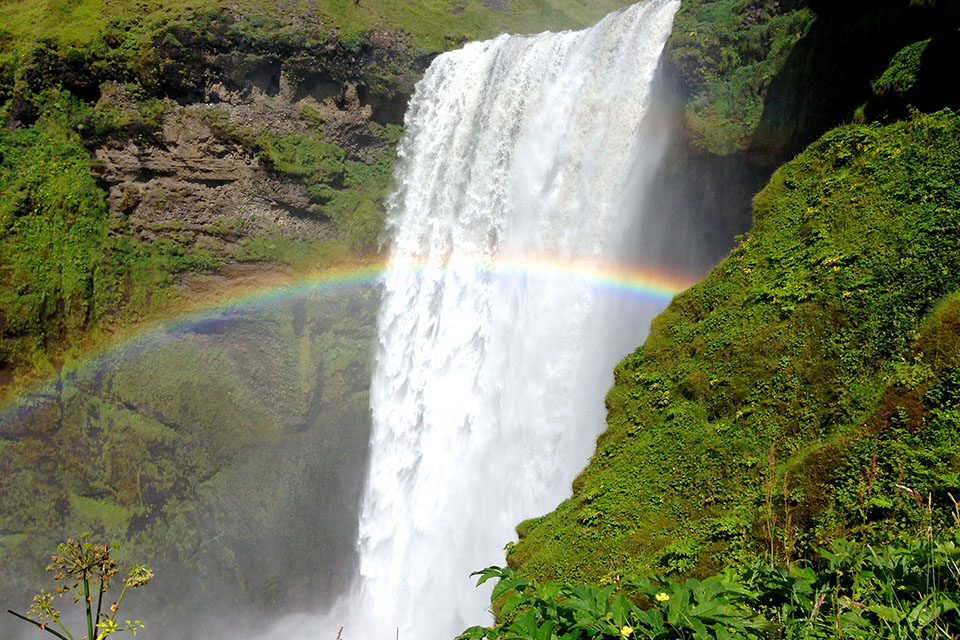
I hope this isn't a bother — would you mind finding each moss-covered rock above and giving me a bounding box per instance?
[666,0,960,158]
[0,286,377,624]
[667,0,815,155]
[872,39,931,99]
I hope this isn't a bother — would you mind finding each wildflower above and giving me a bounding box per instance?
[655,592,670,602]
[621,626,634,638]
[126,565,154,588]
[97,618,119,637]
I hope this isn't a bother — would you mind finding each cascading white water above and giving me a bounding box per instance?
[356,1,680,638]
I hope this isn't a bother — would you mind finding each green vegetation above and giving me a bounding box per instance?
[325,156,396,250]
[0,289,378,613]
[667,0,815,154]
[0,94,111,367]
[7,535,153,640]
[277,0,640,51]
[0,92,340,386]
[510,110,960,586]
[256,132,347,189]
[873,39,931,99]
[0,0,637,63]
[250,129,396,250]
[463,523,960,639]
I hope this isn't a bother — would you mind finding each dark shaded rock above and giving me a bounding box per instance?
[481,0,509,11]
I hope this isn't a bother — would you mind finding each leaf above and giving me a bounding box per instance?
[687,615,710,640]
[624,576,657,597]
[695,576,728,602]
[534,621,555,640]
[508,610,539,639]
[741,615,777,633]
[457,626,492,640]
[915,602,943,629]
[867,604,905,623]
[539,583,564,601]
[689,600,728,621]
[906,595,932,625]
[940,597,958,615]
[492,577,519,601]
[473,566,509,586]
[788,566,816,583]
[611,594,631,628]
[501,592,528,618]
[634,607,664,633]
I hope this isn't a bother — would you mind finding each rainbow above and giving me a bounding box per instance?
[0,255,699,420]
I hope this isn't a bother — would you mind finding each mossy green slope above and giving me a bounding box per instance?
[665,1,960,158]
[0,289,378,614]
[667,0,815,155]
[0,98,228,380]
[509,109,960,584]
[0,0,637,55]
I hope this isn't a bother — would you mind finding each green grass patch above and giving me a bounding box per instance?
[873,38,931,98]
[0,0,637,57]
[68,493,135,532]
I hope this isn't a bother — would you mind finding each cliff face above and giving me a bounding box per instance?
[0,8,426,393]
[2,284,378,621]
[664,0,960,159]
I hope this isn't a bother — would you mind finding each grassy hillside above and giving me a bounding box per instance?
[0,0,637,54]
[509,108,960,584]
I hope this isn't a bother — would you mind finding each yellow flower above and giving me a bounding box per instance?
[620,626,634,638]
[655,592,670,602]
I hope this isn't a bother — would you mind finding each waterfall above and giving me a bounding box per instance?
[356,1,680,637]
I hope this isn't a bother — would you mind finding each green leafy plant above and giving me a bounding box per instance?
[7,534,154,640]
[462,528,960,639]
[459,565,773,640]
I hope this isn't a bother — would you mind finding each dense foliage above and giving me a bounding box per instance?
[466,524,960,639]
[667,0,814,154]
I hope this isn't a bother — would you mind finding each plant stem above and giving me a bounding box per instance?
[108,581,130,624]
[7,610,72,640]
[83,575,94,640]
[95,582,104,635]
[55,617,77,640]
